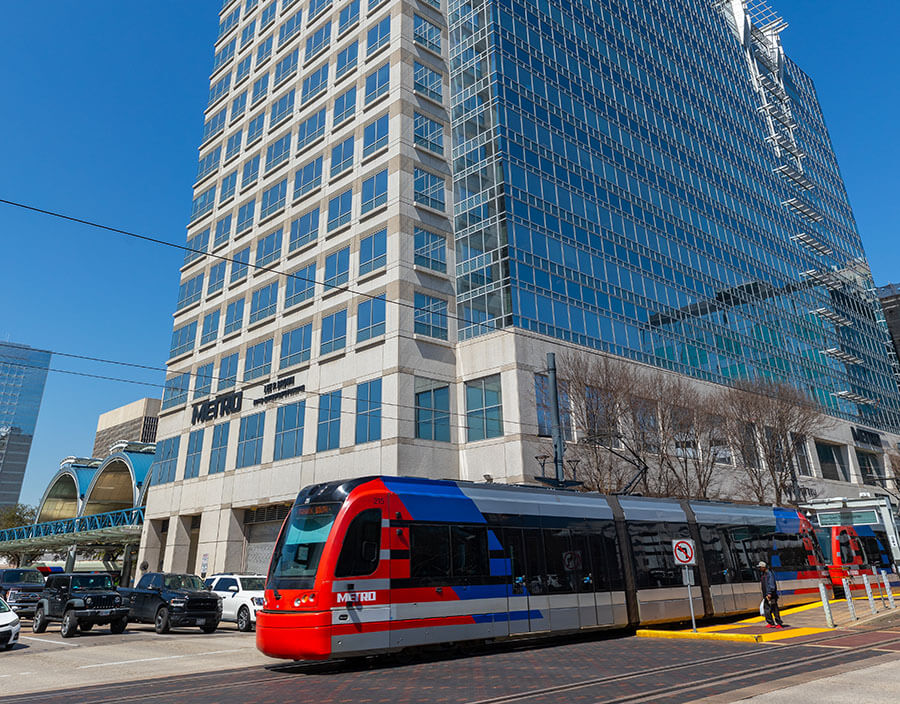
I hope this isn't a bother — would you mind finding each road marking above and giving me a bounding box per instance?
[20,636,80,647]
[77,648,244,669]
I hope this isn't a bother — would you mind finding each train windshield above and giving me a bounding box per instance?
[268,503,340,589]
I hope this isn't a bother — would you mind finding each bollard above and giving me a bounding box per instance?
[876,572,888,608]
[881,570,896,610]
[862,573,877,615]
[843,578,858,620]
[819,582,835,628]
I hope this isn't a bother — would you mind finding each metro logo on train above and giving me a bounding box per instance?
[336,591,377,604]
[255,476,900,662]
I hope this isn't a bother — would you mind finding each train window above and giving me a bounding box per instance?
[543,528,577,594]
[858,533,891,569]
[450,526,489,582]
[814,528,833,563]
[523,528,549,594]
[699,525,738,585]
[501,527,528,594]
[587,522,624,591]
[410,525,451,583]
[334,509,381,578]
[627,521,691,589]
[773,532,811,571]
[568,531,594,593]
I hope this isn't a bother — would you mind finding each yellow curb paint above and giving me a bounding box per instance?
[695,624,748,633]
[636,629,762,644]
[757,627,830,642]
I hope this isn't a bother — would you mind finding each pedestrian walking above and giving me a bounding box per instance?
[759,561,786,629]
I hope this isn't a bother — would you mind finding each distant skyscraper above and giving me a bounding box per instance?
[92,398,161,457]
[878,284,900,377]
[139,0,900,575]
[0,343,51,507]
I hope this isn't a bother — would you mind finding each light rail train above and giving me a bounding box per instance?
[257,476,830,661]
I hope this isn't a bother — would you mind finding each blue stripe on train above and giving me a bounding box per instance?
[382,476,486,524]
[451,584,510,599]
[490,557,512,576]
[472,610,542,624]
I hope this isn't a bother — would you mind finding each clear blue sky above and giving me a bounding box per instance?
[1,2,897,508]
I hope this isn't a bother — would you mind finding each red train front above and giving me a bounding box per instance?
[256,477,396,660]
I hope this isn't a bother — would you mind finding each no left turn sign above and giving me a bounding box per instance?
[672,539,696,565]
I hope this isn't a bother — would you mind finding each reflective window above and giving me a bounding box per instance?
[355,379,382,444]
[316,389,341,451]
[359,229,386,275]
[320,309,347,354]
[275,401,306,460]
[415,378,450,442]
[362,113,388,157]
[413,292,447,339]
[244,338,273,380]
[280,322,312,367]
[285,262,316,307]
[357,294,385,342]
[236,412,265,468]
[465,374,502,441]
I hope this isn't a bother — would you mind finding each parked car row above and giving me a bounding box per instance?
[0,568,266,644]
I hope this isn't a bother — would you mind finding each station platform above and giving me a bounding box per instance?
[637,591,900,644]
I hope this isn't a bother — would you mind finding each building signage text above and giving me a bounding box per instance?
[191,390,243,425]
[253,376,306,407]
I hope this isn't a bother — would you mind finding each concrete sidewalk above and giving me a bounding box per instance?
[637,588,900,644]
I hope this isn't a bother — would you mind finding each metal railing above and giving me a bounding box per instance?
[0,507,144,544]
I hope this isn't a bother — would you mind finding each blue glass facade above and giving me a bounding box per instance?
[449,0,900,431]
[0,343,51,506]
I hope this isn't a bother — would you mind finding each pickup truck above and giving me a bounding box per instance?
[0,568,45,617]
[119,572,222,634]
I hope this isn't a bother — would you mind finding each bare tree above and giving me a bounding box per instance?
[715,381,826,505]
[562,353,642,493]
[560,353,727,499]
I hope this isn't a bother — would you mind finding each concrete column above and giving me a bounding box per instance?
[136,519,166,577]
[165,516,192,572]
[845,445,863,484]
[217,508,247,575]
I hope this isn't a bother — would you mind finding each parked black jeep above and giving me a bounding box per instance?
[33,573,129,638]
[0,568,45,617]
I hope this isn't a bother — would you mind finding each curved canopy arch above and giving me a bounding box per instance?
[82,451,154,516]
[36,465,95,523]
[82,459,135,516]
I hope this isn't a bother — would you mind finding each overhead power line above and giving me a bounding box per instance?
[0,197,494,334]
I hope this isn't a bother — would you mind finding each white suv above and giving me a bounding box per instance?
[204,574,265,632]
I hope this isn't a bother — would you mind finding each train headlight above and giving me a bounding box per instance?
[114,595,122,605]
[85,597,93,606]
[293,598,302,607]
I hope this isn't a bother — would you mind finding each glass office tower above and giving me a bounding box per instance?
[451,0,900,430]
[141,0,900,575]
[0,343,51,507]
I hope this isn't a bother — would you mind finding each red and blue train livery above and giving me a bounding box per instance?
[257,476,831,661]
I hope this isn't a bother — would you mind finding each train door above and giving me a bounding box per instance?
[502,528,531,635]
[522,528,551,632]
[330,502,390,656]
[569,529,598,628]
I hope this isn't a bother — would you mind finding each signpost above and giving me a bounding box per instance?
[673,539,697,632]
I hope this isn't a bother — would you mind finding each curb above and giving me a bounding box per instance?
[636,629,761,643]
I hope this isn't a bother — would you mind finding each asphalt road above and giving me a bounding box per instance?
[0,620,266,696]
[4,616,900,703]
